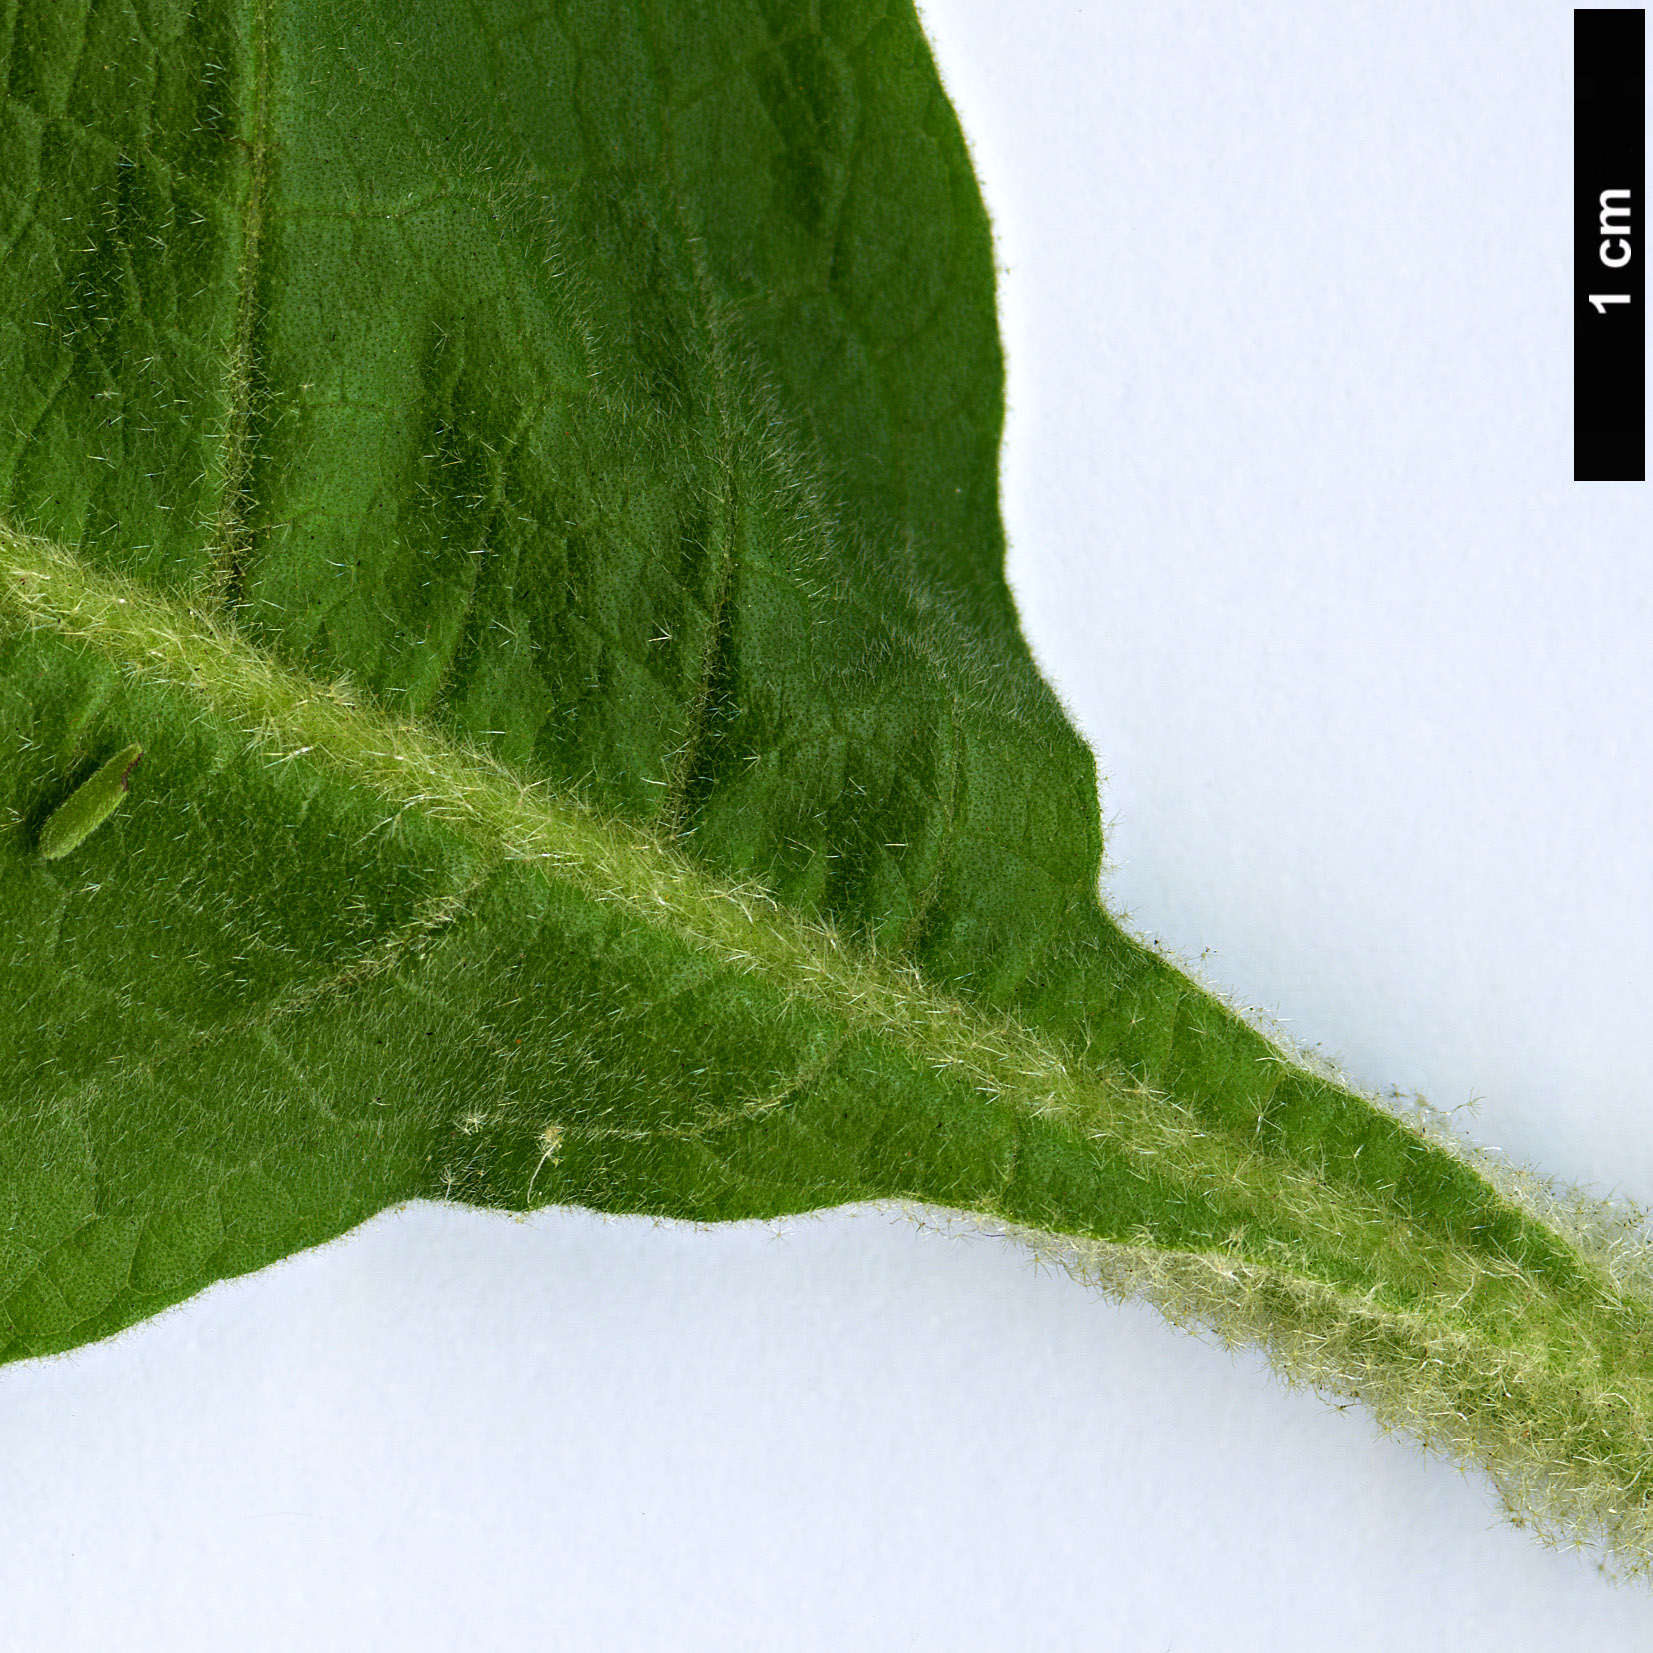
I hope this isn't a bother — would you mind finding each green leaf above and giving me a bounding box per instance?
[2,0,1650,1568]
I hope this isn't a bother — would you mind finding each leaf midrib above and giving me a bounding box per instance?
[2,516,1605,1340]
[3,517,1103,1121]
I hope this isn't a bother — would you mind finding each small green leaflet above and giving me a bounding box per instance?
[37,743,144,862]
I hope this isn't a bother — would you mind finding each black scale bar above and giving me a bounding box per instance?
[1576,10,1646,480]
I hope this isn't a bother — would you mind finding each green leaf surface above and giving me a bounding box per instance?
[3,0,1651,1566]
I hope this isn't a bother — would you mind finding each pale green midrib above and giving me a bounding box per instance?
[11,521,1653,1559]
[0,522,1622,1322]
[1,520,1119,1116]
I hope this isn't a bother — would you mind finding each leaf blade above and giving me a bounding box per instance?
[2,0,1652,1569]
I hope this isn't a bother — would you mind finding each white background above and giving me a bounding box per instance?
[3,3,1650,1647]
